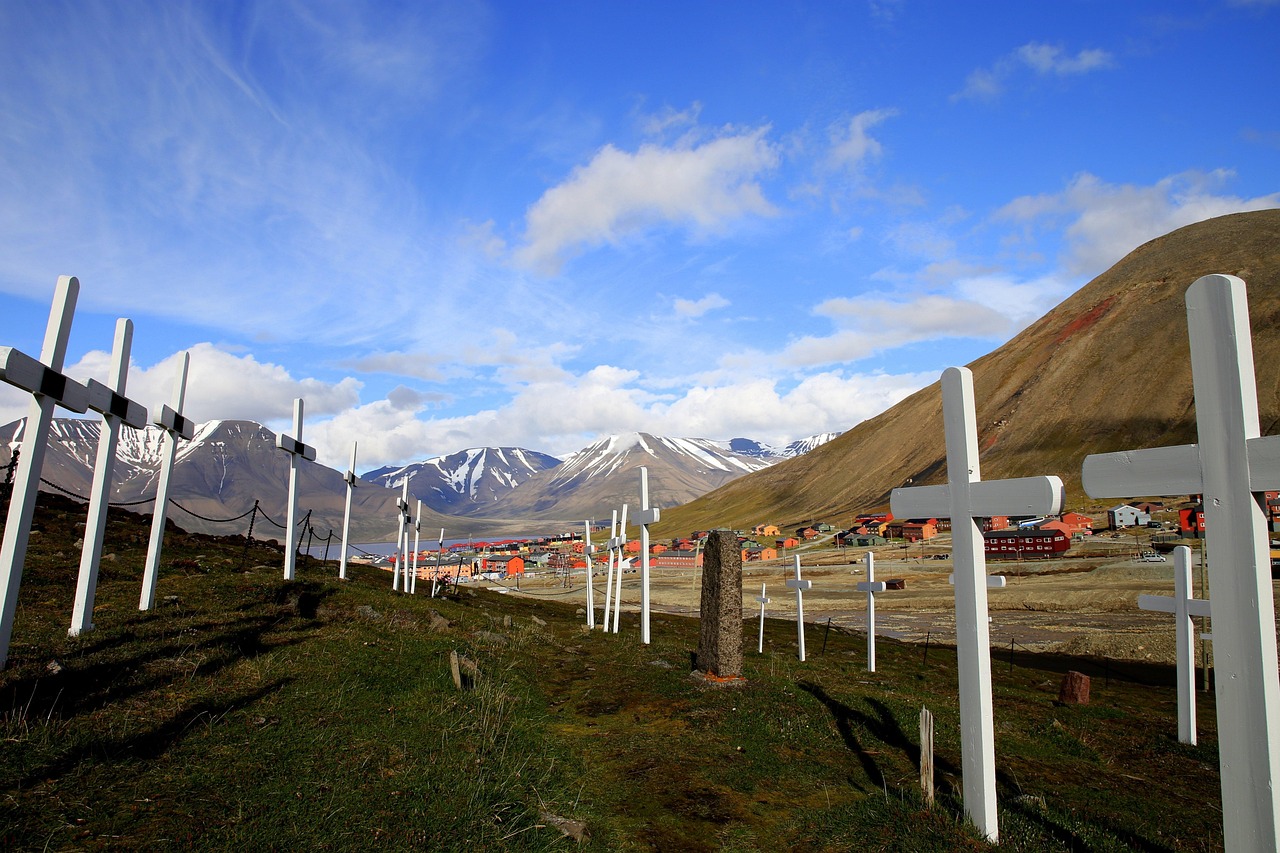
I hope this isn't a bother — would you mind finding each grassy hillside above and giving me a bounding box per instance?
[655,209,1280,538]
[0,494,1224,850]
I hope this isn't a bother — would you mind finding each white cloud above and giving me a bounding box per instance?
[827,109,897,172]
[995,170,1280,275]
[954,42,1114,101]
[515,129,780,273]
[673,293,730,319]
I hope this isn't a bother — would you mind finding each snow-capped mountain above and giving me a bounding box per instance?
[364,447,562,515]
[723,433,843,459]
[469,432,779,522]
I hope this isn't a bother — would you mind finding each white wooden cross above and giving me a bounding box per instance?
[431,528,444,597]
[1082,274,1280,850]
[392,477,410,591]
[755,583,770,654]
[891,366,1064,843]
[277,398,315,581]
[410,500,422,595]
[0,276,91,668]
[583,520,596,629]
[786,556,812,662]
[71,318,148,636]
[856,552,887,672]
[635,466,661,644]
[1137,545,1209,745]
[140,351,195,611]
[339,442,357,580]
[610,503,629,634]
[601,509,617,630]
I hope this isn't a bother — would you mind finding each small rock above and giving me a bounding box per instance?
[539,810,589,843]
[472,630,509,646]
[46,660,63,675]
[102,553,117,562]
[502,615,512,628]
[531,615,546,627]
[356,604,383,620]
[427,610,451,632]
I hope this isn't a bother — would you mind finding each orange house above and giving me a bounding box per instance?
[776,537,799,550]
[480,555,525,576]
[753,524,781,537]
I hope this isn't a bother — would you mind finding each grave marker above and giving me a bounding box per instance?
[891,366,1064,843]
[856,552,887,672]
[339,442,357,580]
[277,398,315,581]
[70,318,148,636]
[583,520,596,629]
[0,276,90,668]
[611,503,629,633]
[635,467,660,644]
[755,583,770,654]
[601,509,617,630]
[1137,545,1209,744]
[393,478,410,591]
[410,500,422,595]
[432,528,444,597]
[1082,274,1280,850]
[695,530,743,678]
[786,556,812,662]
[140,351,195,611]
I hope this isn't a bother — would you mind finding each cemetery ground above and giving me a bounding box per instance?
[1,495,1234,850]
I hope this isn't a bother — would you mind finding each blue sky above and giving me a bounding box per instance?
[1,0,1277,471]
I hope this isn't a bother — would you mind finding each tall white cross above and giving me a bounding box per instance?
[891,366,1064,843]
[339,442,357,580]
[71,318,148,636]
[755,583,770,654]
[856,552,888,672]
[583,520,596,629]
[393,477,410,591]
[601,509,617,630]
[611,504,629,633]
[410,500,422,595]
[1137,545,1209,745]
[0,276,91,668]
[1082,274,1280,850]
[277,398,315,581]
[431,528,444,597]
[140,351,194,611]
[635,467,660,644]
[785,556,812,662]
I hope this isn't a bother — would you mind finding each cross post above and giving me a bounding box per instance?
[856,551,888,672]
[601,509,617,630]
[755,583,770,654]
[635,466,660,644]
[71,318,147,635]
[610,504,629,633]
[891,366,1064,843]
[785,556,812,661]
[1137,545,1209,745]
[432,528,444,597]
[393,477,410,591]
[277,398,315,581]
[140,352,194,611]
[583,520,596,629]
[339,442,357,580]
[410,500,422,595]
[0,276,90,668]
[1082,274,1280,850]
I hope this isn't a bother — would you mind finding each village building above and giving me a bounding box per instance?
[652,549,703,569]
[752,523,780,537]
[775,536,799,550]
[1107,503,1151,529]
[983,528,1071,559]
[743,545,777,562]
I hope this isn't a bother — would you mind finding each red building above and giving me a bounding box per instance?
[983,529,1070,559]
[652,549,703,568]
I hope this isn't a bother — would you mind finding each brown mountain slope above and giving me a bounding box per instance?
[653,209,1280,537]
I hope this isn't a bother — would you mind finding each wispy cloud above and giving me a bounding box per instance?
[954,42,1115,101]
[673,293,730,319]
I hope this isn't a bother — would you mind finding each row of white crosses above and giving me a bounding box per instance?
[588,467,661,642]
[1,278,334,669]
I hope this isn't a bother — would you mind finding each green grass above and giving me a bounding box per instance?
[1,494,1223,850]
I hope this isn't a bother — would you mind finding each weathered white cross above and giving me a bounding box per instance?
[786,556,812,662]
[856,552,887,672]
[431,528,444,597]
[0,276,91,668]
[339,442,357,580]
[410,500,422,595]
[1137,545,1209,745]
[891,365,1064,843]
[755,583,770,654]
[1081,274,1280,850]
[635,466,661,644]
[601,509,617,630]
[610,504,629,633]
[583,520,596,629]
[71,318,148,636]
[277,398,315,581]
[392,477,410,591]
[140,351,195,611]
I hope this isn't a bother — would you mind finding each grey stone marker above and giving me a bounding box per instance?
[695,530,743,680]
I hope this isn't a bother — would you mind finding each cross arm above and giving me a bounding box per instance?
[1137,593,1212,618]
[891,476,1064,519]
[157,405,196,440]
[276,433,318,461]
[857,581,888,593]
[634,507,660,525]
[86,379,147,428]
[0,346,89,413]
[785,579,812,591]
[343,469,358,487]
[1081,444,1202,498]
[950,573,1008,588]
